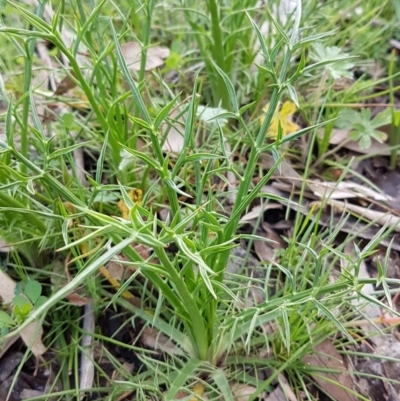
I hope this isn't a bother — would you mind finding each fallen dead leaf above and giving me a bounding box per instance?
[277,373,298,401]
[54,73,77,96]
[310,181,392,201]
[0,337,19,359]
[240,203,282,223]
[302,339,357,401]
[0,271,15,302]
[265,386,289,401]
[66,292,92,306]
[254,226,284,263]
[141,326,182,356]
[21,389,44,399]
[262,184,400,250]
[106,259,126,281]
[310,198,400,233]
[174,382,207,400]
[160,109,186,153]
[0,238,12,252]
[120,41,170,71]
[261,154,392,201]
[231,383,260,401]
[80,303,95,398]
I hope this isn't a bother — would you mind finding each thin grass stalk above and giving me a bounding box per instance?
[153,246,209,360]
[0,193,47,233]
[52,35,109,133]
[389,49,400,170]
[20,40,34,176]
[139,0,154,85]
[223,0,255,75]
[2,138,205,354]
[206,0,231,109]
[213,37,294,275]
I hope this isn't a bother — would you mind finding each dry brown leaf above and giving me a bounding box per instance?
[254,241,275,264]
[263,184,400,251]
[310,181,392,201]
[141,327,181,355]
[277,373,298,401]
[240,203,282,223]
[265,386,288,401]
[133,243,151,260]
[0,271,16,302]
[20,322,47,358]
[0,337,19,359]
[260,154,301,187]
[265,374,298,401]
[160,109,186,153]
[80,303,95,397]
[120,41,170,71]
[112,363,136,401]
[66,292,92,306]
[174,382,208,401]
[106,260,126,281]
[0,271,47,357]
[231,383,260,401]
[54,74,77,96]
[302,339,357,401]
[0,238,13,252]
[254,226,284,263]
[311,199,400,233]
[261,153,391,202]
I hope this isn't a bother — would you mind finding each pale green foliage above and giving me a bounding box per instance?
[0,0,398,399]
[337,108,391,149]
[196,105,230,128]
[310,43,354,79]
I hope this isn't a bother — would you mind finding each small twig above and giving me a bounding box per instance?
[79,303,95,399]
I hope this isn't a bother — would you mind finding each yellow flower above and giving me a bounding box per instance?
[260,101,299,139]
[118,188,143,220]
[189,382,205,401]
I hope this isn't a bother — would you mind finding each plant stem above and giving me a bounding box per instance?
[389,49,399,170]
[214,48,293,278]
[21,34,38,175]
[154,246,209,360]
[0,191,47,232]
[207,0,231,110]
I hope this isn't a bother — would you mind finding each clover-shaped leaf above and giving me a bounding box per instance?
[25,280,42,304]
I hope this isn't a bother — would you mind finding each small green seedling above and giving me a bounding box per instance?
[0,310,16,329]
[12,280,47,322]
[336,108,392,149]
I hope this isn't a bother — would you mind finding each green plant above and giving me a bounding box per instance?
[13,280,47,320]
[0,0,339,361]
[0,0,399,400]
[180,0,270,110]
[336,107,391,149]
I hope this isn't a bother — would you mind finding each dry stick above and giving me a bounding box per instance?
[79,303,95,398]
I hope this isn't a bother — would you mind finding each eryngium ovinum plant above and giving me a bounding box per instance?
[0,1,366,399]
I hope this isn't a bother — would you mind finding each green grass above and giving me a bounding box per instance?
[0,0,399,400]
